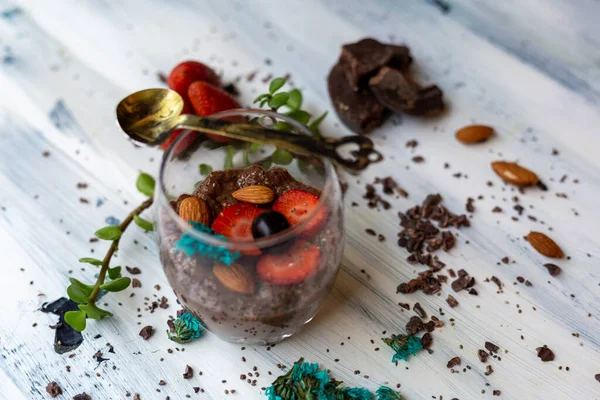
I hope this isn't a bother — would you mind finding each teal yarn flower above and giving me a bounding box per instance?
[167,312,204,344]
[376,386,403,400]
[175,221,240,265]
[382,334,423,363]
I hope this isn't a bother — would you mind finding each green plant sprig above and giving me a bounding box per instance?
[64,173,156,332]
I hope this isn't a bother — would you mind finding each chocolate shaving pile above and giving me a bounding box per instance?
[328,38,444,134]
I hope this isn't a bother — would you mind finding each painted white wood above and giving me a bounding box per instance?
[0,0,598,399]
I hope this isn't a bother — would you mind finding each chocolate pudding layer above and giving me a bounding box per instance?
[158,165,344,344]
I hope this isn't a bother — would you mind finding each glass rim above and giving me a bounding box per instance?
[157,108,339,250]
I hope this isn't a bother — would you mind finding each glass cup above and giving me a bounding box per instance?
[156,109,344,345]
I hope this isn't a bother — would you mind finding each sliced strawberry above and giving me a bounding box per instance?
[167,61,221,98]
[211,203,264,255]
[257,240,320,285]
[188,81,243,143]
[272,189,326,237]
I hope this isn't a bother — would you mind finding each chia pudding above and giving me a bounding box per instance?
[157,165,344,344]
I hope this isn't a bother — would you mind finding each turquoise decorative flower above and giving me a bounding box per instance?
[376,386,403,400]
[175,221,240,265]
[167,312,204,344]
[382,334,423,363]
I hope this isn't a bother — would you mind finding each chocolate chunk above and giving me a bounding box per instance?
[490,276,502,290]
[183,365,194,379]
[493,390,501,396]
[340,38,411,90]
[398,302,410,310]
[446,295,458,308]
[485,341,499,353]
[543,263,561,276]
[369,67,419,112]
[424,320,436,332]
[406,85,445,116]
[466,197,475,213]
[478,349,488,363]
[46,382,62,398]
[406,316,424,335]
[420,332,433,349]
[397,271,441,295]
[595,374,600,382]
[139,325,154,340]
[328,62,387,134]
[126,266,141,275]
[451,275,471,292]
[485,365,494,376]
[446,356,461,368]
[73,393,92,400]
[413,302,426,319]
[468,288,478,295]
[131,278,141,288]
[536,346,555,362]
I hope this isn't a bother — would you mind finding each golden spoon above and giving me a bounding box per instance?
[116,88,382,170]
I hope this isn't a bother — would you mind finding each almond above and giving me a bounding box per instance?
[232,185,274,204]
[212,263,255,294]
[491,161,538,186]
[527,231,564,258]
[455,125,494,144]
[178,196,211,225]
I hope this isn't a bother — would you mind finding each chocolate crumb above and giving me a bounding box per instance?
[492,206,502,213]
[46,382,62,398]
[183,365,193,379]
[485,342,499,353]
[126,266,141,275]
[412,155,425,163]
[595,374,600,382]
[536,346,555,362]
[543,263,561,276]
[132,278,142,288]
[446,356,461,368]
[413,302,426,318]
[493,390,501,396]
[485,365,494,376]
[405,316,424,335]
[478,349,488,363]
[420,332,433,349]
[157,72,167,83]
[139,325,154,340]
[446,295,458,308]
[501,256,509,264]
[365,228,376,236]
[406,139,418,148]
[73,394,92,400]
[466,197,475,212]
[159,380,166,386]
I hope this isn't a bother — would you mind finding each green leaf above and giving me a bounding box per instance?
[100,277,131,292]
[78,304,112,320]
[272,121,294,131]
[199,163,213,176]
[259,98,269,108]
[107,266,122,280]
[253,93,270,104]
[134,215,154,231]
[272,149,294,165]
[243,149,250,166]
[69,278,94,294]
[67,284,90,303]
[79,257,103,266]
[287,89,303,110]
[263,159,272,170]
[269,77,287,94]
[95,226,122,241]
[223,146,235,170]
[297,158,312,173]
[286,110,310,125]
[136,172,155,197]
[268,92,289,109]
[64,310,87,332]
[248,143,264,153]
[308,111,328,138]
[203,141,225,150]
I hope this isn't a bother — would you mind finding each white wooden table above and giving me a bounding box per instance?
[1,1,599,399]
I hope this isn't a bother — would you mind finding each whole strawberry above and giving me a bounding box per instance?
[188,81,242,143]
[167,61,221,97]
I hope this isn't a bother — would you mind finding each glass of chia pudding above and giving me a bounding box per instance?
[156,109,344,344]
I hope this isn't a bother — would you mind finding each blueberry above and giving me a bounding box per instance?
[252,210,290,239]
[252,211,294,253]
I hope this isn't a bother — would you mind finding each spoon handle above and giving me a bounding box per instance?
[177,115,382,170]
